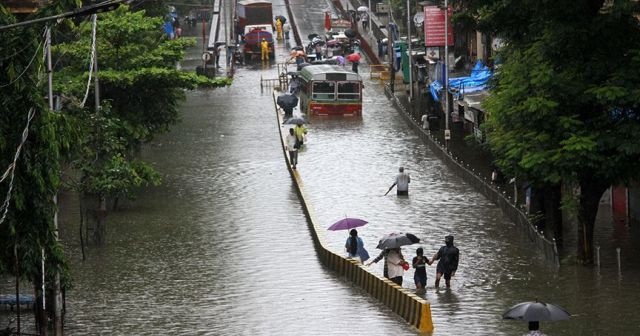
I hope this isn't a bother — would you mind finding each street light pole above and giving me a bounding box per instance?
[406,0,412,100]
[444,0,449,147]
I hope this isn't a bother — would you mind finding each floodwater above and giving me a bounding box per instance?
[6,0,639,335]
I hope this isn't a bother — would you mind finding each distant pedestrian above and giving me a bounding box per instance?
[345,229,370,262]
[260,38,270,61]
[283,22,291,40]
[421,113,428,130]
[431,235,460,289]
[361,12,369,30]
[275,18,283,40]
[351,60,359,73]
[412,247,431,292]
[385,166,410,196]
[285,128,298,169]
[315,43,323,61]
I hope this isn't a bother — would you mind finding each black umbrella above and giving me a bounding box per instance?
[503,301,571,322]
[375,232,420,249]
[291,45,304,51]
[277,94,299,110]
[275,15,286,24]
[283,116,307,125]
[308,33,320,41]
[344,28,357,38]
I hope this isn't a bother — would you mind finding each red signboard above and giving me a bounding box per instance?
[424,6,453,47]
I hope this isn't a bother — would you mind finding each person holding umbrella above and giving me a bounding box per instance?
[431,235,460,289]
[368,248,407,286]
[345,229,369,262]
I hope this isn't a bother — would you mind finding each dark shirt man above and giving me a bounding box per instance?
[431,235,460,288]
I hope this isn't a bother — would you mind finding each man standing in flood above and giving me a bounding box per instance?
[386,166,410,196]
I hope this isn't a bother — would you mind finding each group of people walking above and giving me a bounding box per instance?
[365,235,459,290]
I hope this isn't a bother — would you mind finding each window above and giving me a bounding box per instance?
[312,81,336,100]
[337,81,360,100]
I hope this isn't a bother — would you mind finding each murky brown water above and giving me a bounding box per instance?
[4,1,639,335]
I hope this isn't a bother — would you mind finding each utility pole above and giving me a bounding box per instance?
[406,0,412,100]
[46,24,64,336]
[388,0,394,92]
[444,0,450,147]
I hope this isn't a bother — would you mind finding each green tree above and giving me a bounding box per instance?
[53,5,228,244]
[0,1,80,331]
[474,0,640,263]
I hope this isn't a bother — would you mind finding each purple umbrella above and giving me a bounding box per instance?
[327,217,368,231]
[335,55,345,65]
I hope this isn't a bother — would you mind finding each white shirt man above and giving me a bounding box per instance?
[395,167,410,196]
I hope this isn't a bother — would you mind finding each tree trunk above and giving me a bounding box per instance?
[577,178,609,264]
[543,184,563,246]
[92,195,107,246]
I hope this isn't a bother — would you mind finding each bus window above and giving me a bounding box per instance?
[337,81,360,100]
[312,81,336,100]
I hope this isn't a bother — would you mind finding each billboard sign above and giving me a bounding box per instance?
[424,6,453,47]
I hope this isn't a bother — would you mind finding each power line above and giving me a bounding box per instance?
[0,0,128,31]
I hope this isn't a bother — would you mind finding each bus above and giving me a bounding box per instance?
[297,64,363,116]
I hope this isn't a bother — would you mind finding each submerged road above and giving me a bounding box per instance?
[45,0,640,335]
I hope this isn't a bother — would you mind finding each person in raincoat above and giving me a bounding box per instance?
[275,18,283,40]
[293,123,307,148]
[345,229,370,262]
[261,38,270,61]
[431,235,460,289]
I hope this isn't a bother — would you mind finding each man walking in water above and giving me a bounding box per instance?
[386,166,410,196]
[431,235,460,289]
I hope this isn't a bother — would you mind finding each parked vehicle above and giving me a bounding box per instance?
[237,0,274,61]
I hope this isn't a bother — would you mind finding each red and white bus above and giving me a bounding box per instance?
[297,65,363,116]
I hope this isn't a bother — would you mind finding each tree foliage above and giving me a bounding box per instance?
[53,5,228,205]
[473,0,640,262]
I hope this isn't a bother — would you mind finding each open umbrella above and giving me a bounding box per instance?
[357,6,368,12]
[327,217,368,231]
[344,28,357,38]
[324,12,331,31]
[275,15,286,24]
[283,116,307,125]
[308,33,320,41]
[277,94,298,110]
[503,301,571,322]
[376,232,420,249]
[346,53,361,63]
[334,55,345,65]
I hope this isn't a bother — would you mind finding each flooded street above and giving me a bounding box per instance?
[49,1,640,335]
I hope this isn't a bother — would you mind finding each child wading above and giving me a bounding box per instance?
[413,247,431,293]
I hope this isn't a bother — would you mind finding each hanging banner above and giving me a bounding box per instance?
[424,6,453,47]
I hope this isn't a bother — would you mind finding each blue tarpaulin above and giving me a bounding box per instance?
[429,60,492,101]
